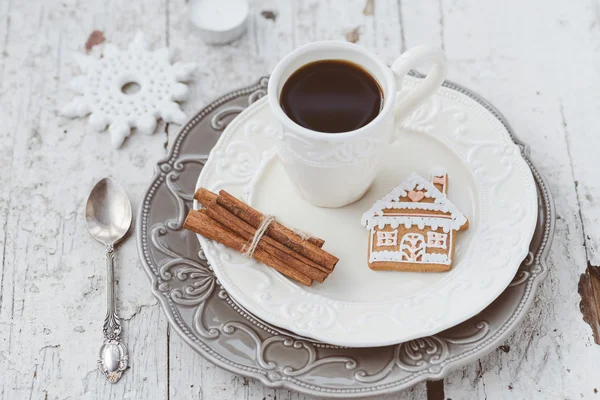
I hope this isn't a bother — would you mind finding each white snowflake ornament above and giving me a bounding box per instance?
[61,33,196,148]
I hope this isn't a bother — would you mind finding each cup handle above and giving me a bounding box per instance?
[390,46,447,139]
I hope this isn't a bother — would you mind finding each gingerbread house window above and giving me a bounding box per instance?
[376,230,398,246]
[427,232,447,249]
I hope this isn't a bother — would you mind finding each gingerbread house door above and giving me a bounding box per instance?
[400,233,426,262]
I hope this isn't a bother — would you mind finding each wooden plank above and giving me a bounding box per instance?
[0,0,170,398]
[423,0,600,398]
[0,2,16,370]
[553,3,600,344]
[556,32,600,270]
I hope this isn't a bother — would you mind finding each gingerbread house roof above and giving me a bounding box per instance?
[361,170,468,233]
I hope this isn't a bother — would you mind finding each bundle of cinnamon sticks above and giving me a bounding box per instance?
[183,188,338,286]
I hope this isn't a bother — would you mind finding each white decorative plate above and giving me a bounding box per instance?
[195,76,538,347]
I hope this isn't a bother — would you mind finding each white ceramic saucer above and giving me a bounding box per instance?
[195,76,538,347]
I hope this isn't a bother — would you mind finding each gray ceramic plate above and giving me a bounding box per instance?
[137,76,555,398]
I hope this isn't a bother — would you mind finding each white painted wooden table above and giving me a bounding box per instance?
[1,1,599,399]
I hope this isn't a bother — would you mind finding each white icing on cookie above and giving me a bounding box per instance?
[361,173,467,231]
[369,250,451,265]
[430,166,447,177]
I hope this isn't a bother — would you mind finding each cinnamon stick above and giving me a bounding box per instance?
[195,188,331,274]
[213,190,325,248]
[216,190,338,271]
[195,187,218,207]
[184,209,313,286]
[205,203,328,282]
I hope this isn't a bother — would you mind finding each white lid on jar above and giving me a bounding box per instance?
[189,0,249,45]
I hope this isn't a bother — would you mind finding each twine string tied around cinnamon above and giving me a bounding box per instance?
[242,214,275,258]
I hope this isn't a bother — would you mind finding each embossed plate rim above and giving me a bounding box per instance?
[137,76,555,397]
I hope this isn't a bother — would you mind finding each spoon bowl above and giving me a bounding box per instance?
[86,178,132,246]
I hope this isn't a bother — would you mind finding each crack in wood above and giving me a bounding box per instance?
[253,14,260,55]
[0,58,16,313]
[0,0,13,62]
[164,123,170,151]
[476,359,488,399]
[0,208,9,311]
[28,364,38,400]
[397,0,407,52]
[165,0,170,47]
[122,302,155,321]
[438,0,445,51]
[38,344,60,353]
[167,324,171,400]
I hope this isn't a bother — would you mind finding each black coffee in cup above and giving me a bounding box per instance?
[279,60,383,133]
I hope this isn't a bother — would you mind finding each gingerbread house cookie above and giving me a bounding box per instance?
[360,168,468,272]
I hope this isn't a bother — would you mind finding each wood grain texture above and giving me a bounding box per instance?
[430,0,600,398]
[0,0,170,399]
[1,0,599,399]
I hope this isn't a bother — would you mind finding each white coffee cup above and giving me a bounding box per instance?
[267,41,446,208]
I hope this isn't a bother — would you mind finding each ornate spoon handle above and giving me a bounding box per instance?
[98,244,129,383]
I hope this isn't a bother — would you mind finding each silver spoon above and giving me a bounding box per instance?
[85,178,132,383]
